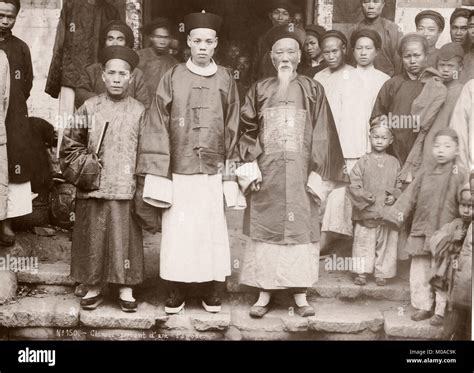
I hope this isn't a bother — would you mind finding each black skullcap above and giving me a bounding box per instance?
[99,46,139,71]
[266,24,306,49]
[415,10,445,32]
[321,30,348,47]
[305,24,326,42]
[184,11,222,33]
[350,28,382,50]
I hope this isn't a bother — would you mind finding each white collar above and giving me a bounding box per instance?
[186,58,218,77]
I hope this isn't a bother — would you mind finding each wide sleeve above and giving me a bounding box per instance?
[429,221,456,257]
[238,82,263,163]
[136,69,173,207]
[347,158,374,211]
[74,65,97,109]
[59,104,101,191]
[136,69,172,178]
[386,159,402,199]
[45,1,68,98]
[370,79,392,123]
[223,71,241,181]
[310,83,349,184]
[383,173,421,229]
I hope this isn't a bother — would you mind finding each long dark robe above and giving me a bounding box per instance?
[239,75,348,245]
[136,48,178,100]
[45,0,120,98]
[0,31,34,183]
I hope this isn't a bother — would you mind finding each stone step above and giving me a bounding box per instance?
[0,292,440,341]
[383,309,444,340]
[16,257,410,303]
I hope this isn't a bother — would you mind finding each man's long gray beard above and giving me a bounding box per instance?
[276,66,293,102]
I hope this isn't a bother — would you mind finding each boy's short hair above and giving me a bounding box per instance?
[433,127,459,144]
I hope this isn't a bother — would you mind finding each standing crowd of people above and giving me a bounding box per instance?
[0,0,471,340]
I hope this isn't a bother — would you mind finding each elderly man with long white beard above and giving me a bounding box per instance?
[237,25,348,318]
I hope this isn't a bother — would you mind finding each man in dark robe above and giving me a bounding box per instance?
[237,24,348,318]
[137,18,178,100]
[0,0,34,245]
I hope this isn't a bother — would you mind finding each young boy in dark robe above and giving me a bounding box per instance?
[430,180,472,332]
[61,46,146,313]
[348,123,401,287]
[384,128,469,324]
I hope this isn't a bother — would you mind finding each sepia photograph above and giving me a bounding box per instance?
[0,0,472,369]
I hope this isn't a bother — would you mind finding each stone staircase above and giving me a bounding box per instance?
[0,215,445,341]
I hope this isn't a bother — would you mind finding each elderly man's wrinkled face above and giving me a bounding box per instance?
[102,59,131,99]
[361,0,385,21]
[269,8,291,26]
[271,38,300,100]
[416,18,441,48]
[188,28,218,67]
[322,37,346,70]
[450,16,469,43]
[271,37,301,72]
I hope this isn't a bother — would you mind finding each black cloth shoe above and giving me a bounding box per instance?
[201,282,222,313]
[165,290,185,314]
[119,298,137,313]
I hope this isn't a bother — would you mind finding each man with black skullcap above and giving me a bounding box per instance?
[415,10,445,68]
[350,0,403,77]
[61,46,146,313]
[237,24,347,318]
[298,24,327,78]
[137,18,178,99]
[137,11,242,315]
[0,0,34,246]
[75,20,150,109]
